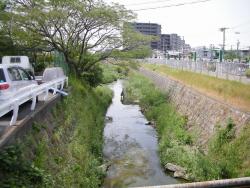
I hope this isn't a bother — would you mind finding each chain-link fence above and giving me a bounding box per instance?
[53,51,69,75]
[164,59,250,84]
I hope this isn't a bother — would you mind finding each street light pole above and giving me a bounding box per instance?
[220,27,229,61]
[235,32,240,62]
[237,40,240,61]
[182,36,185,60]
[163,38,165,59]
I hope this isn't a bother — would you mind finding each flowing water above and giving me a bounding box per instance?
[103,80,180,188]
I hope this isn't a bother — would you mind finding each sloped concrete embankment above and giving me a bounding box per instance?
[139,67,250,147]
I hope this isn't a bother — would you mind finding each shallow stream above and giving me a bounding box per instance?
[103,80,180,187]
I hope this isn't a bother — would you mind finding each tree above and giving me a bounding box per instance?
[9,0,134,76]
[224,51,237,61]
[110,23,156,59]
[0,0,17,57]
[0,0,46,59]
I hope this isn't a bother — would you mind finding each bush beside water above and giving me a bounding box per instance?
[123,72,250,181]
[0,79,113,187]
[100,60,139,84]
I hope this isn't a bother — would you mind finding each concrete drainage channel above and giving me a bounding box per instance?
[132,177,250,188]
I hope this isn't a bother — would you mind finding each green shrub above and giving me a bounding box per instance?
[81,64,103,87]
[0,145,52,187]
[192,120,247,181]
[100,62,129,84]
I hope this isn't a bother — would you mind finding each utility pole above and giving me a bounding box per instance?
[219,27,229,61]
[234,32,240,62]
[182,36,185,60]
[163,38,165,59]
[236,40,240,61]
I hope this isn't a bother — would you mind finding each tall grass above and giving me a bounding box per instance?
[100,60,140,84]
[0,78,113,187]
[143,64,250,111]
[124,72,250,181]
[100,63,127,84]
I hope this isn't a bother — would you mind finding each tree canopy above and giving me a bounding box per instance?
[6,0,138,75]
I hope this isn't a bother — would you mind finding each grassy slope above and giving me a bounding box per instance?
[100,62,128,84]
[100,60,139,84]
[0,78,113,187]
[124,72,250,181]
[143,64,250,111]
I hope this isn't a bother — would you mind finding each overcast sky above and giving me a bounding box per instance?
[105,0,250,49]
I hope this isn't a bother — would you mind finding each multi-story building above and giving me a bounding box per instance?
[170,34,182,51]
[130,22,161,50]
[130,22,191,55]
[160,34,171,53]
[184,44,192,54]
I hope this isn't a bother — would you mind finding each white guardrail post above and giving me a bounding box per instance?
[31,93,37,111]
[0,77,68,126]
[10,100,19,126]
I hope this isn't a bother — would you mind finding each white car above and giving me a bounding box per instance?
[2,56,34,75]
[0,64,38,101]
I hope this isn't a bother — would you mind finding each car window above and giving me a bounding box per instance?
[7,68,22,81]
[10,57,21,63]
[18,68,30,80]
[0,69,6,83]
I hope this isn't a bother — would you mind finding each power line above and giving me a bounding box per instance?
[131,0,214,11]
[125,0,174,7]
[230,19,250,30]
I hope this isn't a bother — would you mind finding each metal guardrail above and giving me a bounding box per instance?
[132,177,250,188]
[0,77,68,126]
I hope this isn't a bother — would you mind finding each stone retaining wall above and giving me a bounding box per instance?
[139,67,250,146]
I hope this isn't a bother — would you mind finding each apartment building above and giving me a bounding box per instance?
[130,22,161,50]
[169,34,182,51]
[160,34,171,53]
[130,22,191,53]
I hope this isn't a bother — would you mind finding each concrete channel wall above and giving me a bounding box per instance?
[139,67,250,147]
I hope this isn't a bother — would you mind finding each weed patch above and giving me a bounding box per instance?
[100,60,139,84]
[124,72,250,181]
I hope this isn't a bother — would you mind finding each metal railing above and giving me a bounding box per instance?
[166,59,250,84]
[0,77,68,126]
[132,177,250,188]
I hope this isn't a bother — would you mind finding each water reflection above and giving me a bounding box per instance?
[103,80,179,188]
